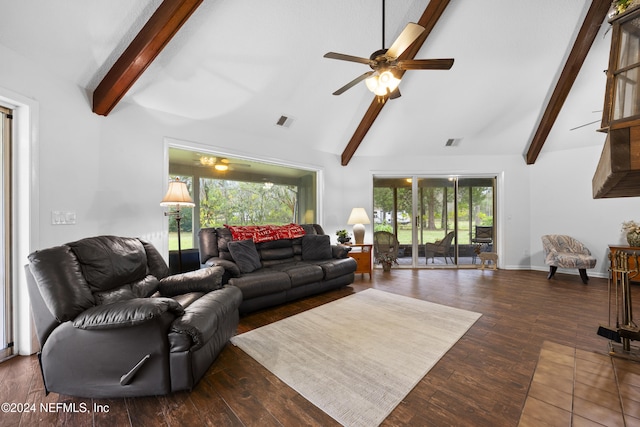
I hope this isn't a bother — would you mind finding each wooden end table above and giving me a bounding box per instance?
[347,244,372,279]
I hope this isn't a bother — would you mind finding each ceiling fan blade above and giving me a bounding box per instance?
[389,87,401,99]
[332,71,374,95]
[324,52,372,65]
[569,119,600,131]
[396,58,454,70]
[386,22,425,59]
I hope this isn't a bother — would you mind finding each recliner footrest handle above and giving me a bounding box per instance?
[120,354,150,386]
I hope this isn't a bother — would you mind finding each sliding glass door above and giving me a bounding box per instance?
[373,175,496,268]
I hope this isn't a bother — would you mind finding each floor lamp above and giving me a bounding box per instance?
[160,178,195,273]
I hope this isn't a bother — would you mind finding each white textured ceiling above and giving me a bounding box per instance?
[0,0,612,160]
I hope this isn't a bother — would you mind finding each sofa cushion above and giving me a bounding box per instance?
[139,240,170,280]
[93,286,136,305]
[260,247,295,261]
[68,236,148,292]
[228,239,262,273]
[27,245,96,322]
[270,262,324,287]
[302,234,332,260]
[229,270,291,299]
[215,227,234,261]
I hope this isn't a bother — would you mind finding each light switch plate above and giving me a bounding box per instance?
[51,210,76,225]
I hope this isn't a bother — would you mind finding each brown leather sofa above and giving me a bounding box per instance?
[198,224,357,313]
[25,235,242,398]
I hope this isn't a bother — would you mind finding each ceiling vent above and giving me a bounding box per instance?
[445,138,460,147]
[276,115,294,128]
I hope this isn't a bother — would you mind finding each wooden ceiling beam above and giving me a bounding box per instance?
[525,0,611,164]
[92,0,202,116]
[341,0,451,166]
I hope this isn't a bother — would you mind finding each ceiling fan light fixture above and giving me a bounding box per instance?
[214,163,229,171]
[365,71,400,96]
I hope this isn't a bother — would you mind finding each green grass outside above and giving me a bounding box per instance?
[387,226,474,245]
[168,231,194,251]
[169,227,480,250]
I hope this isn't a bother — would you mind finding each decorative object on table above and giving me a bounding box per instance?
[161,177,195,273]
[622,220,640,247]
[477,252,498,270]
[335,229,351,244]
[347,207,371,245]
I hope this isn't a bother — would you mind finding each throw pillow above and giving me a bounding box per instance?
[301,234,332,260]
[228,239,262,273]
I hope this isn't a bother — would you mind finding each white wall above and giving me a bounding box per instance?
[530,145,640,278]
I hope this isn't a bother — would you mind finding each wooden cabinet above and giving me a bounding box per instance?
[347,244,372,279]
[594,6,640,198]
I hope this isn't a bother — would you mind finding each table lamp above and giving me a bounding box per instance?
[347,207,371,245]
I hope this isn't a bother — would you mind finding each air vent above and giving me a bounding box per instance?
[445,138,460,147]
[276,115,294,128]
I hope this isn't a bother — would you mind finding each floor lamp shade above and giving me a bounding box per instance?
[347,208,371,245]
[161,178,195,207]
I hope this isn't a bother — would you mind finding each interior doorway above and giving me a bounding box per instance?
[0,106,13,360]
[373,175,496,268]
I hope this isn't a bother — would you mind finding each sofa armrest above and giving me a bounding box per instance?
[169,285,242,351]
[73,298,184,330]
[203,257,241,277]
[158,267,224,297]
[332,245,352,259]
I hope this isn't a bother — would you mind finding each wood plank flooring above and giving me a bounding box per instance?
[0,268,638,426]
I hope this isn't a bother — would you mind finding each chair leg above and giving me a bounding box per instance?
[547,266,557,280]
[579,269,589,284]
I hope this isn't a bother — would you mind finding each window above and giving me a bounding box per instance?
[168,147,318,250]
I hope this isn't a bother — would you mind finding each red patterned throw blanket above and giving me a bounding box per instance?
[225,224,306,243]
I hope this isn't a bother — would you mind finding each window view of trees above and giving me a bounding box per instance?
[167,148,317,251]
[200,178,298,227]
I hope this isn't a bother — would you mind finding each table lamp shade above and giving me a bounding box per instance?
[347,208,370,245]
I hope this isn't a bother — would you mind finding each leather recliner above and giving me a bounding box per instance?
[25,235,243,398]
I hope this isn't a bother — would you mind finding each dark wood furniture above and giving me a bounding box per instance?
[593,6,640,198]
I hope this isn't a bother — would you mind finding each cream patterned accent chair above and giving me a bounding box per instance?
[541,235,597,284]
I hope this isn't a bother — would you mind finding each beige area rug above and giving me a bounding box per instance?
[230,289,482,427]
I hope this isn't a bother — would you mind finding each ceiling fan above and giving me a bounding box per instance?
[198,156,250,171]
[324,0,454,99]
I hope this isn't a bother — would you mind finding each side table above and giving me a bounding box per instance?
[347,244,372,279]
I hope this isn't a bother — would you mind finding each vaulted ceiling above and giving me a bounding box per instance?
[0,0,613,164]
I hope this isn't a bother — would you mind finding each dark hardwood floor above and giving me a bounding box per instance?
[1,268,637,426]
